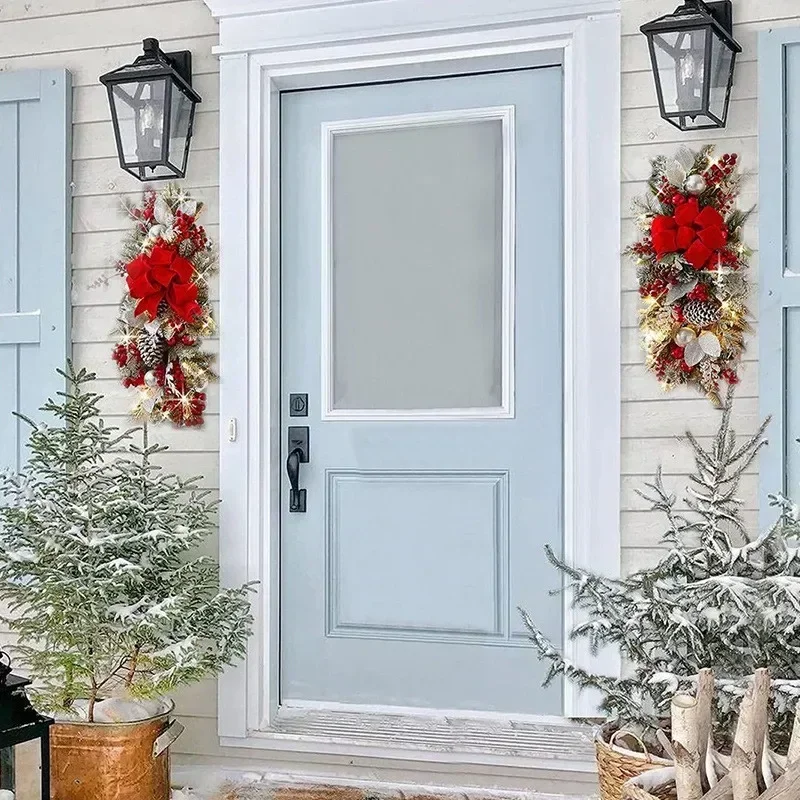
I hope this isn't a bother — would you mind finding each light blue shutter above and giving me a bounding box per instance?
[0,70,71,472]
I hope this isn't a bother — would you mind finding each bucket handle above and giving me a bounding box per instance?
[609,728,652,761]
[153,719,185,758]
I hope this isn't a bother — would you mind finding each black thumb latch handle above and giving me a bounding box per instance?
[286,447,306,512]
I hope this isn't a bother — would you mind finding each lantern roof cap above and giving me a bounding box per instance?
[99,38,202,104]
[640,0,741,54]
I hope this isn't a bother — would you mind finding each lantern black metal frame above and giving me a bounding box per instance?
[100,38,202,181]
[640,0,742,131]
[0,652,53,800]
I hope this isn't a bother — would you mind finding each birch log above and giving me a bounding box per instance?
[672,693,703,800]
[703,774,733,800]
[787,705,800,766]
[696,668,715,791]
[731,669,771,800]
[757,756,800,800]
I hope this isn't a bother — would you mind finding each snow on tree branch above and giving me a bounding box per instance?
[521,387,800,746]
[0,364,254,721]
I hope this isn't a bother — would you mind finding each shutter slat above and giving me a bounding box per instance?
[0,313,41,345]
[0,99,19,472]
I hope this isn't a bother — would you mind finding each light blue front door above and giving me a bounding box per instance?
[281,67,564,714]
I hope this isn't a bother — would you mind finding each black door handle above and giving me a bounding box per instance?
[286,448,306,513]
[286,425,309,513]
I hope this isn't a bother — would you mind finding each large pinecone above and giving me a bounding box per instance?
[683,300,720,328]
[137,331,167,368]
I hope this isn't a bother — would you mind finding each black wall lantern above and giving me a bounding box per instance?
[100,38,202,181]
[0,652,53,800]
[640,0,741,131]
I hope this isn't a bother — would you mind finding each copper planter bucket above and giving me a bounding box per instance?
[49,702,184,800]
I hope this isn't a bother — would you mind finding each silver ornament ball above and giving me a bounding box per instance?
[144,370,158,388]
[674,327,696,347]
[684,174,707,196]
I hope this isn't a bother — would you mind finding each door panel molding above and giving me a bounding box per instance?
[214,0,621,772]
[325,469,509,643]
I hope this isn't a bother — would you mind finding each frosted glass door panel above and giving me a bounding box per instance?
[329,119,505,413]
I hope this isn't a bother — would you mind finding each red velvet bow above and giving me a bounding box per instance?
[650,198,728,270]
[126,243,202,322]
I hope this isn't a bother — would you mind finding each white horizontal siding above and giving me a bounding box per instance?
[619,0,800,575]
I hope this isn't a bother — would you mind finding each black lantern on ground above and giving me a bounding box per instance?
[0,652,53,800]
[100,38,202,181]
[640,0,741,131]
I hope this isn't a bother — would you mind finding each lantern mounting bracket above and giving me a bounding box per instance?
[164,51,193,85]
[141,37,193,87]
[688,0,734,36]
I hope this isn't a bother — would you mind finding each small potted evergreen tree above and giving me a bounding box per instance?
[522,389,800,800]
[0,365,253,800]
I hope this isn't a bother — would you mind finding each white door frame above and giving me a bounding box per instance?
[206,0,621,775]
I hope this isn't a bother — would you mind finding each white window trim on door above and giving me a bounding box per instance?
[321,105,516,421]
[206,0,621,776]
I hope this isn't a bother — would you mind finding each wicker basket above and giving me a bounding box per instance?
[595,724,673,800]
[621,767,677,800]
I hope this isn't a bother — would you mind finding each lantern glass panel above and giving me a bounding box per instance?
[166,84,194,175]
[650,27,707,117]
[0,739,44,799]
[708,31,735,121]
[110,77,169,171]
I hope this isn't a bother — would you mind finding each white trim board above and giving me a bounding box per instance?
[208,0,621,780]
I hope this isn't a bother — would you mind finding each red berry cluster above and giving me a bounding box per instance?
[112,343,132,367]
[716,249,740,269]
[653,349,694,380]
[705,153,737,186]
[639,278,669,298]
[631,239,655,257]
[131,191,158,232]
[112,342,149,388]
[686,282,710,302]
[721,368,739,385]
[166,323,196,348]
[670,192,687,207]
[656,175,673,200]
[172,210,209,254]
[667,345,693,373]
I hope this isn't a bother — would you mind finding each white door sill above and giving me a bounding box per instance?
[219,704,597,775]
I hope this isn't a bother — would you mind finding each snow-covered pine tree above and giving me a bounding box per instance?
[0,365,253,721]
[522,386,800,745]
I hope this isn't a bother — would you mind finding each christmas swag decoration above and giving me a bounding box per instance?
[112,185,216,427]
[626,145,752,406]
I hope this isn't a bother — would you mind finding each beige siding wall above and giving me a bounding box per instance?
[621,0,800,576]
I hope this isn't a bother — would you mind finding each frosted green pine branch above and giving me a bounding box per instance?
[0,364,254,721]
[521,388,800,747]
